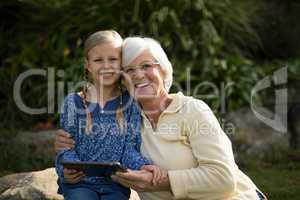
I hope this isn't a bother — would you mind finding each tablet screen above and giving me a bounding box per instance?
[61,161,127,177]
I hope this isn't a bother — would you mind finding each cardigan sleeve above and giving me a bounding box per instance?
[168,98,237,199]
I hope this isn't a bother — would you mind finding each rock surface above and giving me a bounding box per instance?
[0,168,140,200]
[0,168,62,200]
[225,107,289,157]
[13,129,57,159]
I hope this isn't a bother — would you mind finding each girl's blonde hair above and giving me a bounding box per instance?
[84,30,123,58]
[82,30,125,134]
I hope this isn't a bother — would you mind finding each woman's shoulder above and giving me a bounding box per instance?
[172,92,212,113]
[179,95,221,129]
[168,93,216,125]
[185,96,211,112]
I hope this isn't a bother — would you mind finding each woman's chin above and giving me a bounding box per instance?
[134,88,157,100]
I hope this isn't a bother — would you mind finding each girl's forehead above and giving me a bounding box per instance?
[95,42,121,49]
[89,43,121,55]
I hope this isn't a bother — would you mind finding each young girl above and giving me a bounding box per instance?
[55,30,163,200]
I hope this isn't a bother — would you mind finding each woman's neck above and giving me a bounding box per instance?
[139,90,173,127]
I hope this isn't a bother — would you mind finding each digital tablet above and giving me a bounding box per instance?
[61,161,127,177]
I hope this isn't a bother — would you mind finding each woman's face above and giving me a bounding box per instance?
[86,42,121,88]
[123,50,166,101]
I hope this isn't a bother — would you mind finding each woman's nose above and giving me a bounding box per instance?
[132,68,145,79]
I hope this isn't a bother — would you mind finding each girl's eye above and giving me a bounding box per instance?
[109,57,118,61]
[94,58,103,62]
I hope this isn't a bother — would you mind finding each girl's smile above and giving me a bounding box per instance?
[86,42,121,88]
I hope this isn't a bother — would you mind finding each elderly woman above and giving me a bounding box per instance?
[55,36,267,200]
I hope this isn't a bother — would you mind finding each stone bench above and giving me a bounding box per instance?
[0,168,140,200]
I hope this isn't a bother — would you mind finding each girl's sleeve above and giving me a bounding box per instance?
[121,102,151,170]
[55,94,81,181]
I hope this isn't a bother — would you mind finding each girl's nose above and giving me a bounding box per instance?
[102,61,110,68]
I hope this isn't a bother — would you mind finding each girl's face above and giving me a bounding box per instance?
[123,50,166,101]
[86,42,121,88]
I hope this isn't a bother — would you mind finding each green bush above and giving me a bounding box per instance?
[0,140,54,176]
[0,0,277,129]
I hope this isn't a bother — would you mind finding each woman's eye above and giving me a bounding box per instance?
[142,64,152,69]
[126,68,134,73]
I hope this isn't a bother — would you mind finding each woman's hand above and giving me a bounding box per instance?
[141,165,168,186]
[54,129,75,153]
[63,168,85,184]
[111,170,153,192]
[111,169,171,192]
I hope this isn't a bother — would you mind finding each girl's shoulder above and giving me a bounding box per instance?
[121,91,140,112]
[120,91,134,105]
[63,92,85,109]
[120,90,131,103]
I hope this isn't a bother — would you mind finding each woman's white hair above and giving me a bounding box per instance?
[122,37,173,92]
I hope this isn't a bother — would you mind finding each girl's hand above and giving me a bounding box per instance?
[141,165,168,186]
[63,168,85,184]
[54,129,75,152]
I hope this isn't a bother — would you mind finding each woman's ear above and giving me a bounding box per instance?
[157,66,168,90]
[158,66,166,80]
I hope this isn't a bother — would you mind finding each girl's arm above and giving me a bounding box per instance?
[121,102,151,170]
[55,94,81,182]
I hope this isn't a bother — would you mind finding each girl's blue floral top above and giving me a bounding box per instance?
[55,91,150,184]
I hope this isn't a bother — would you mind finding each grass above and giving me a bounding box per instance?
[240,151,300,200]
[245,165,300,199]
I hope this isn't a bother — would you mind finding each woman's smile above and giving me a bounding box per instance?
[135,82,150,88]
[133,80,156,98]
